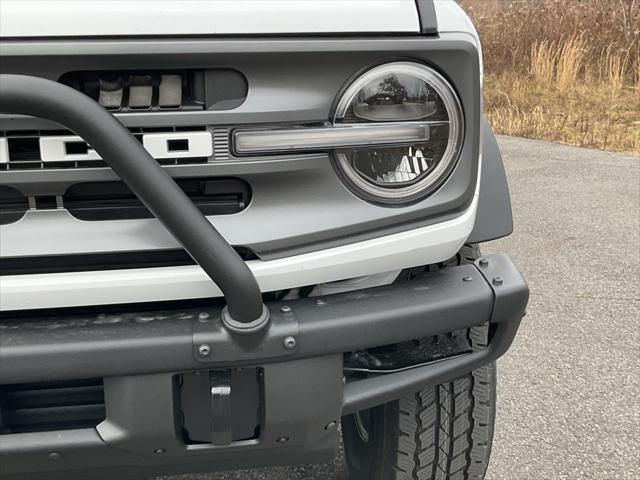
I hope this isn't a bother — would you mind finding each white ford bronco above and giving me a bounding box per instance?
[0,1,528,479]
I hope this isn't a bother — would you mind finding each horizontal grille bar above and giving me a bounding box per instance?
[0,247,258,276]
[0,126,230,170]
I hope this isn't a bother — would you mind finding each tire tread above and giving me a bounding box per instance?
[343,245,496,480]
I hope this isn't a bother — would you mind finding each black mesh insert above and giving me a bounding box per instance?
[0,378,106,434]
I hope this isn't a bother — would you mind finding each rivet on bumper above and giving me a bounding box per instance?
[198,344,211,357]
[283,336,297,350]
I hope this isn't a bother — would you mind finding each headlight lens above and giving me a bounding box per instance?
[333,62,464,204]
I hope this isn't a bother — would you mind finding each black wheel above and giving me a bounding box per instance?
[343,245,496,480]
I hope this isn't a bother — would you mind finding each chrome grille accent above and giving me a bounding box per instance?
[213,128,230,161]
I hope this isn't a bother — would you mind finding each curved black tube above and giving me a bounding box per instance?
[0,74,265,324]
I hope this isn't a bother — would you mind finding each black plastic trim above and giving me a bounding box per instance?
[467,118,514,243]
[415,0,439,35]
[0,378,106,434]
[63,177,250,221]
[0,254,527,384]
[0,359,343,480]
[0,185,28,225]
[0,247,258,276]
[0,254,527,479]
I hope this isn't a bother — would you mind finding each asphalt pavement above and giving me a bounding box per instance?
[160,137,640,480]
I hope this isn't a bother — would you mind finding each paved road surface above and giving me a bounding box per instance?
[161,138,640,480]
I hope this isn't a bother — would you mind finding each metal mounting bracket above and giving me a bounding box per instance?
[192,307,299,364]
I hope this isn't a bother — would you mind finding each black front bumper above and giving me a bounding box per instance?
[0,254,528,479]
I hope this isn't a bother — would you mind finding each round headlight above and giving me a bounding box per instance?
[332,62,464,204]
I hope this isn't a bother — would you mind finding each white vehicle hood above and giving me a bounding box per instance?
[0,0,421,38]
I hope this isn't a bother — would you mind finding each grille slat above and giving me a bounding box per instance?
[8,405,106,432]
[6,385,104,409]
[0,379,106,434]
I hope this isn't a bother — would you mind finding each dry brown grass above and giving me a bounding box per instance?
[460,0,640,155]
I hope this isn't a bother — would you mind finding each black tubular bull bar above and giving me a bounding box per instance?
[0,74,268,330]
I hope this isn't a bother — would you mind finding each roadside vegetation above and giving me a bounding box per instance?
[460,0,640,155]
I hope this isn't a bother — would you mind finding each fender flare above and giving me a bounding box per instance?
[467,118,513,243]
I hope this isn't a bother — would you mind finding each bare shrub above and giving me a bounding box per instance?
[460,0,640,84]
[555,35,588,92]
[602,45,632,92]
[461,0,640,154]
[530,41,557,85]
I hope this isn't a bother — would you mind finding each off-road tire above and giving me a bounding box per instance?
[342,245,496,480]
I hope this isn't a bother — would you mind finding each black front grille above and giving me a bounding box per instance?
[64,177,250,221]
[0,186,28,225]
[0,379,106,434]
[58,69,247,112]
[0,177,250,226]
[60,70,205,112]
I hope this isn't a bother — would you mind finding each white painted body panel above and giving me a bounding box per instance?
[0,138,9,164]
[142,132,213,159]
[29,131,213,162]
[39,136,102,162]
[0,192,478,311]
[0,0,420,37]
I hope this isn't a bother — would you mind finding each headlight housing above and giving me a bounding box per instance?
[332,62,464,204]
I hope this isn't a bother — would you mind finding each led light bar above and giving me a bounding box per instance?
[233,122,447,155]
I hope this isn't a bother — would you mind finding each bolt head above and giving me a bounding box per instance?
[276,436,290,443]
[492,277,504,286]
[324,421,338,431]
[283,336,297,350]
[314,298,326,306]
[462,276,473,282]
[280,305,292,313]
[48,452,60,461]
[198,312,210,322]
[154,448,167,454]
[479,258,489,267]
[198,344,211,357]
